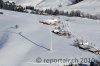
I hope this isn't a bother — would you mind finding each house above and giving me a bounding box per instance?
[95,50,100,55]
[52,26,71,37]
[39,18,60,25]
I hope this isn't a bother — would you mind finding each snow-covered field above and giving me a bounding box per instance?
[0,9,100,66]
[0,0,100,66]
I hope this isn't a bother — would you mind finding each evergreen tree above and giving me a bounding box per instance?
[53,9,59,15]
[59,11,64,15]
[0,0,3,8]
[69,10,75,16]
[75,10,81,17]
[74,0,83,4]
[45,9,54,15]
[26,6,34,10]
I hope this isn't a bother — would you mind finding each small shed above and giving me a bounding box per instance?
[95,50,100,54]
[39,18,60,25]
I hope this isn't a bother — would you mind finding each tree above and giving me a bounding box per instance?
[0,0,3,8]
[53,9,59,15]
[45,9,54,15]
[9,2,16,10]
[26,6,34,10]
[3,1,16,10]
[65,11,69,16]
[69,10,75,16]
[16,5,25,12]
[75,0,83,4]
[75,10,81,17]
[47,9,53,15]
[59,11,64,15]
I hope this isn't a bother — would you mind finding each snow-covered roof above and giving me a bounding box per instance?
[46,19,58,23]
[78,39,89,46]
[83,42,89,45]
[95,50,100,52]
[42,19,59,24]
[53,29,60,32]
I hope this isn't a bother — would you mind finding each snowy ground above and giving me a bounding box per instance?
[0,9,100,66]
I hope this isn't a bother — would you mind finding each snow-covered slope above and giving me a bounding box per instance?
[67,0,100,15]
[35,0,73,9]
[3,0,44,6]
[0,9,100,66]
[3,0,100,15]
[3,0,75,8]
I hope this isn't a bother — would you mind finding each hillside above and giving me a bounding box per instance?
[3,0,100,15]
[0,9,100,66]
[0,0,100,66]
[3,0,75,7]
[67,0,100,15]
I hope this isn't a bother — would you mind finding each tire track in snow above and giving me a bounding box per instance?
[0,30,50,51]
[35,0,46,7]
[18,32,50,51]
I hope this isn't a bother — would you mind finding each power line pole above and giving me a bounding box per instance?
[50,26,53,51]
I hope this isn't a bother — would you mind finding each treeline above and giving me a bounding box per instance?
[74,0,84,4]
[0,0,27,12]
[0,0,99,20]
[30,9,98,20]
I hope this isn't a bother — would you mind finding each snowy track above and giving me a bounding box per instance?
[18,33,50,51]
